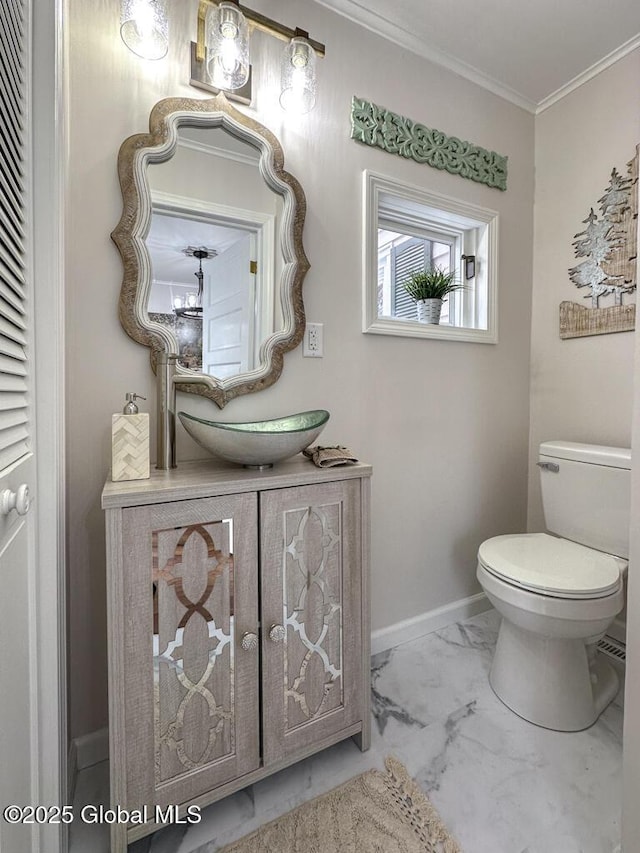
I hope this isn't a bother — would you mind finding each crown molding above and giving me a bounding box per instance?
[312,0,538,113]
[313,0,640,116]
[536,32,640,114]
[177,136,260,166]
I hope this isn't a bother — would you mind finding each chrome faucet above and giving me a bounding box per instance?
[156,352,209,470]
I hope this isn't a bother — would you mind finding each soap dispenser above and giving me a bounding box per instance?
[111,393,150,482]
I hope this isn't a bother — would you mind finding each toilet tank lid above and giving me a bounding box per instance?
[540,441,631,469]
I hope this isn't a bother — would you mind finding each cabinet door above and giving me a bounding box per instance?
[260,480,363,764]
[119,493,259,809]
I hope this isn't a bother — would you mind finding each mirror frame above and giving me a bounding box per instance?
[111,93,309,408]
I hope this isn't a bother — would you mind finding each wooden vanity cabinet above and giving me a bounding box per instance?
[102,458,371,851]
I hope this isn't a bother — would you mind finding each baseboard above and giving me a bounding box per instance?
[67,738,78,804]
[73,726,109,772]
[67,727,108,803]
[371,592,490,655]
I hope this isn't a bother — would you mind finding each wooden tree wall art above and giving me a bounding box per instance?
[560,148,638,339]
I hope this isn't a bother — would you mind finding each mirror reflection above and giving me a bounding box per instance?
[146,124,284,379]
[112,93,309,408]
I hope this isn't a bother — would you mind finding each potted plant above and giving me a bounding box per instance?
[402,265,464,324]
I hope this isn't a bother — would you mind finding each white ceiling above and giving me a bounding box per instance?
[148,212,246,286]
[314,0,640,112]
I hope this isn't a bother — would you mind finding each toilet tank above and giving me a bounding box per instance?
[539,441,631,558]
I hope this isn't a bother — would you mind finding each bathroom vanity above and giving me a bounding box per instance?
[102,457,371,851]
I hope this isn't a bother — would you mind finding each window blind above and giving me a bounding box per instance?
[0,0,29,472]
[391,237,428,320]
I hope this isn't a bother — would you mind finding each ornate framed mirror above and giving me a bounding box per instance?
[111,93,309,408]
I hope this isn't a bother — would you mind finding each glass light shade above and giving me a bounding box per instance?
[206,2,250,91]
[120,0,169,60]
[279,37,317,114]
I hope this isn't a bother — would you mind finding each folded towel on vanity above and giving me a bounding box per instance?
[303,445,359,468]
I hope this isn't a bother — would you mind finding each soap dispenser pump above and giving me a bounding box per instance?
[111,392,150,482]
[123,391,144,415]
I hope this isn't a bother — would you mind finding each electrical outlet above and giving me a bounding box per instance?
[303,323,324,357]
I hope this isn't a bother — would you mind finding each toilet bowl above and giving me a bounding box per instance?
[478,533,625,730]
[477,441,630,732]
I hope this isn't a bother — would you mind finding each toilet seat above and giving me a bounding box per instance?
[478,533,625,600]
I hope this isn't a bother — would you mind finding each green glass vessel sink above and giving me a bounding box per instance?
[178,409,330,468]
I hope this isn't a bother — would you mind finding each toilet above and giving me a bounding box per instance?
[477,441,630,731]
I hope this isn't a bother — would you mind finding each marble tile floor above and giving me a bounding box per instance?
[70,609,624,853]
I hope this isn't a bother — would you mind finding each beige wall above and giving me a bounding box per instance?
[528,52,640,532]
[623,253,640,848]
[67,0,534,737]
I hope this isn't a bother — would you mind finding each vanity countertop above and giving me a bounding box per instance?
[101,455,372,509]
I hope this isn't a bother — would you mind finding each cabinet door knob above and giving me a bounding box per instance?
[240,632,258,651]
[269,624,286,643]
[1,484,31,517]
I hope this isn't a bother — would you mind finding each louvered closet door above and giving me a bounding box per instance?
[0,2,38,851]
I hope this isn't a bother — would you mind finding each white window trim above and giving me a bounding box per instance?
[362,170,499,344]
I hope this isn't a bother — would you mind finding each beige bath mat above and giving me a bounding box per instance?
[221,756,461,852]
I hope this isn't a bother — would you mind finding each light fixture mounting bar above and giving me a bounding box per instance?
[196,0,325,64]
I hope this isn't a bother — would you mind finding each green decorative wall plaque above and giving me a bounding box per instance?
[350,96,508,191]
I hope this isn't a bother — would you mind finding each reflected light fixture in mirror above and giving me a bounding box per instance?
[120,0,169,60]
[206,1,250,91]
[174,247,218,320]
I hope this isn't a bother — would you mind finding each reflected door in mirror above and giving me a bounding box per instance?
[203,233,255,377]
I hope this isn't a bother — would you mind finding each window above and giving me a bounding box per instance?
[363,171,499,343]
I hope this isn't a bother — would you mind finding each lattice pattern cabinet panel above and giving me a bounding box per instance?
[283,501,343,726]
[260,480,362,764]
[117,493,259,811]
[153,520,234,783]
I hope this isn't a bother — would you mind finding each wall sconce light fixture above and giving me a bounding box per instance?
[280,32,317,114]
[120,0,169,60]
[462,254,476,280]
[206,1,251,92]
[190,0,325,112]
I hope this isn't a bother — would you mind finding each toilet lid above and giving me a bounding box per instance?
[478,533,624,598]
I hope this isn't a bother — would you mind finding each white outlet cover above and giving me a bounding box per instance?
[303,323,323,357]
